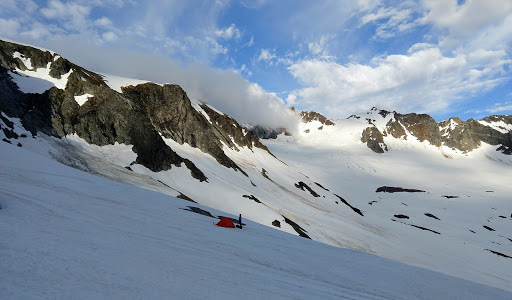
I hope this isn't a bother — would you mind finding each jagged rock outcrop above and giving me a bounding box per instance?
[199,104,274,156]
[0,41,53,71]
[385,117,407,139]
[300,111,334,125]
[439,117,512,153]
[358,108,511,154]
[122,83,250,175]
[361,127,387,153]
[394,113,442,146]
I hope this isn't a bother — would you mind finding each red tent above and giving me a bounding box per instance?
[216,217,235,228]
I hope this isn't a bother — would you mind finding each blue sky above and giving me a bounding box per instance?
[1,0,512,126]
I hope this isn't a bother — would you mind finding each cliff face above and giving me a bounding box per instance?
[122,83,268,175]
[0,39,276,180]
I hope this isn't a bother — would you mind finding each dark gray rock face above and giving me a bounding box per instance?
[481,115,512,126]
[0,67,26,117]
[122,83,274,175]
[247,125,286,139]
[122,83,244,175]
[361,127,387,153]
[199,103,275,157]
[0,41,53,71]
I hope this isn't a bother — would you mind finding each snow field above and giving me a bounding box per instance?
[1,142,511,299]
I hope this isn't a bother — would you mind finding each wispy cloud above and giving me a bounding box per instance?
[288,43,511,117]
[486,102,512,113]
[256,48,276,63]
[422,0,512,37]
[215,23,241,40]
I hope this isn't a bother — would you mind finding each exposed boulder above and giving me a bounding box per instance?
[294,181,320,197]
[243,194,262,203]
[376,186,425,193]
[394,214,409,219]
[272,220,281,228]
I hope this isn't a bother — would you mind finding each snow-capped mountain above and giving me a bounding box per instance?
[1,39,511,294]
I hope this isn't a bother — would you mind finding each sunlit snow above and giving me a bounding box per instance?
[1,142,510,299]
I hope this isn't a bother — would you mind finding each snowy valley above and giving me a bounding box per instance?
[1,39,512,298]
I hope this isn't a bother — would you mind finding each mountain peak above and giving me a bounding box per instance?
[300,110,334,125]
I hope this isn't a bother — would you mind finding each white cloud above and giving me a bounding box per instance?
[463,13,512,53]
[422,0,512,38]
[276,57,293,66]
[288,43,511,118]
[246,35,254,47]
[21,22,56,40]
[257,49,276,63]
[205,37,228,55]
[486,102,512,113]
[357,0,382,12]
[420,0,512,50]
[94,17,112,27]
[215,23,241,39]
[102,31,118,42]
[41,0,90,20]
[239,63,253,77]
[0,0,38,13]
[307,34,333,58]
[360,2,419,39]
[40,0,92,31]
[0,18,21,36]
[285,94,297,106]
[361,6,400,24]
[240,0,269,9]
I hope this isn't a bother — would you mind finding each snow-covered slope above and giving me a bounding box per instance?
[264,116,512,291]
[1,142,511,299]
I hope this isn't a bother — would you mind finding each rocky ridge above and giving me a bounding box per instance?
[355,107,512,154]
[0,39,273,180]
[300,110,335,125]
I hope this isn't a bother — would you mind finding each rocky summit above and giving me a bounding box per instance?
[351,107,512,154]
